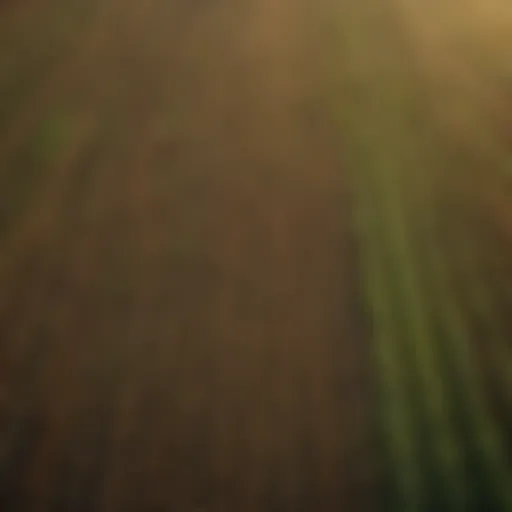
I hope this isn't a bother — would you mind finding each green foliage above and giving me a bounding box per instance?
[335,0,512,509]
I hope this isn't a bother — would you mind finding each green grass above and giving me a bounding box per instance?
[334,0,512,509]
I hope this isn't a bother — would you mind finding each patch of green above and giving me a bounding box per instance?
[0,108,74,239]
[32,109,72,166]
[334,0,512,510]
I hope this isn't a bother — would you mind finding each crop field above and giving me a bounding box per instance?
[0,0,511,511]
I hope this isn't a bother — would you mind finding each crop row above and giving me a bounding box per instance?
[335,1,512,509]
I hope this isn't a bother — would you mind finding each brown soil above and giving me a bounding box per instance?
[0,1,378,510]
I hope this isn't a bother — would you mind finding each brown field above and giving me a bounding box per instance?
[0,1,377,510]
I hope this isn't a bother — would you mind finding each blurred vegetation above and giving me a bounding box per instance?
[334,0,512,509]
[0,0,511,510]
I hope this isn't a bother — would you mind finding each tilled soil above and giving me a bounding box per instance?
[0,1,378,510]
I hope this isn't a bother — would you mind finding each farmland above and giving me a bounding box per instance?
[1,0,511,510]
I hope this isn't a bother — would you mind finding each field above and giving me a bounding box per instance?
[0,0,511,510]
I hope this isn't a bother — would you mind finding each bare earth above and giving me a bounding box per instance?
[0,1,377,510]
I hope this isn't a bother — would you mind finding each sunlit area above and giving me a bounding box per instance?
[1,0,511,510]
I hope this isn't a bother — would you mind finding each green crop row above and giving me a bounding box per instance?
[334,0,512,509]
